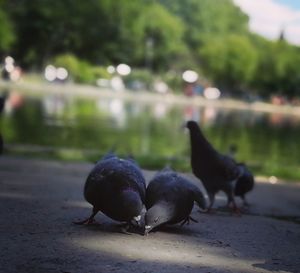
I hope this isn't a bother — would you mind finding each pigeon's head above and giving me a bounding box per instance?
[186,120,199,130]
[119,189,144,221]
[144,203,172,235]
[131,215,142,227]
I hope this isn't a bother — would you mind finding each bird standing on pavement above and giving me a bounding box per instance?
[234,163,254,206]
[144,168,206,235]
[186,120,242,212]
[227,144,255,206]
[74,153,146,232]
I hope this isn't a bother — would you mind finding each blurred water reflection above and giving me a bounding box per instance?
[1,89,300,179]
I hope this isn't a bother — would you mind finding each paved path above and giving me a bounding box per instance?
[0,156,299,273]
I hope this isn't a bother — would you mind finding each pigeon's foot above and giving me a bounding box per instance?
[228,205,241,216]
[227,200,242,216]
[180,216,198,226]
[73,209,100,225]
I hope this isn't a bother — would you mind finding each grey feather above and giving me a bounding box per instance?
[76,153,146,226]
[186,120,242,210]
[144,168,206,234]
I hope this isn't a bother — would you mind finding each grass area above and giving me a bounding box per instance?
[250,163,300,182]
[1,80,300,182]
[4,145,300,182]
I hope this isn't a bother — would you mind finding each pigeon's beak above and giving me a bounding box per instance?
[132,215,142,227]
[144,225,153,236]
[180,121,187,130]
[180,122,190,134]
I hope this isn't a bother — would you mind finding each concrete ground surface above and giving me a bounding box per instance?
[0,156,299,273]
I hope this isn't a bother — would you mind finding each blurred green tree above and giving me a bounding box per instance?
[2,0,300,99]
[251,37,300,98]
[0,1,15,53]
[200,34,258,92]
[4,0,187,71]
[159,0,249,48]
[131,2,188,70]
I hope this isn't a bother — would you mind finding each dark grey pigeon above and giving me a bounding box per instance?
[74,153,146,231]
[186,120,242,212]
[235,163,254,206]
[227,145,255,206]
[144,168,206,235]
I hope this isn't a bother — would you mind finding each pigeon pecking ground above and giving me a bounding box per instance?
[0,156,299,273]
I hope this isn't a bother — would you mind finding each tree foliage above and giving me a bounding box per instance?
[159,0,249,47]
[0,1,15,52]
[200,34,258,90]
[1,0,300,98]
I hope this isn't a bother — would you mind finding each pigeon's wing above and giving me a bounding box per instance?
[182,179,206,210]
[83,168,106,206]
[132,170,146,202]
[122,160,146,200]
[217,155,241,181]
[145,173,174,209]
[145,178,163,209]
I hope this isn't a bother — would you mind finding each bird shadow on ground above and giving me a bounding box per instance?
[2,194,300,273]
[71,219,145,236]
[198,209,242,218]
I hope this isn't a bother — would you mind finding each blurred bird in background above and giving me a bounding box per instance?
[185,120,242,213]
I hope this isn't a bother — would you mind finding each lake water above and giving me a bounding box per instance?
[1,88,300,180]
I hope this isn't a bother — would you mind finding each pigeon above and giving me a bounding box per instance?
[185,120,242,212]
[227,144,255,206]
[235,163,254,206]
[144,168,206,235]
[74,153,146,231]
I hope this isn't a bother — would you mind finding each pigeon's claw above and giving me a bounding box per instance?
[227,201,241,216]
[189,216,198,223]
[180,216,198,226]
[73,208,100,225]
